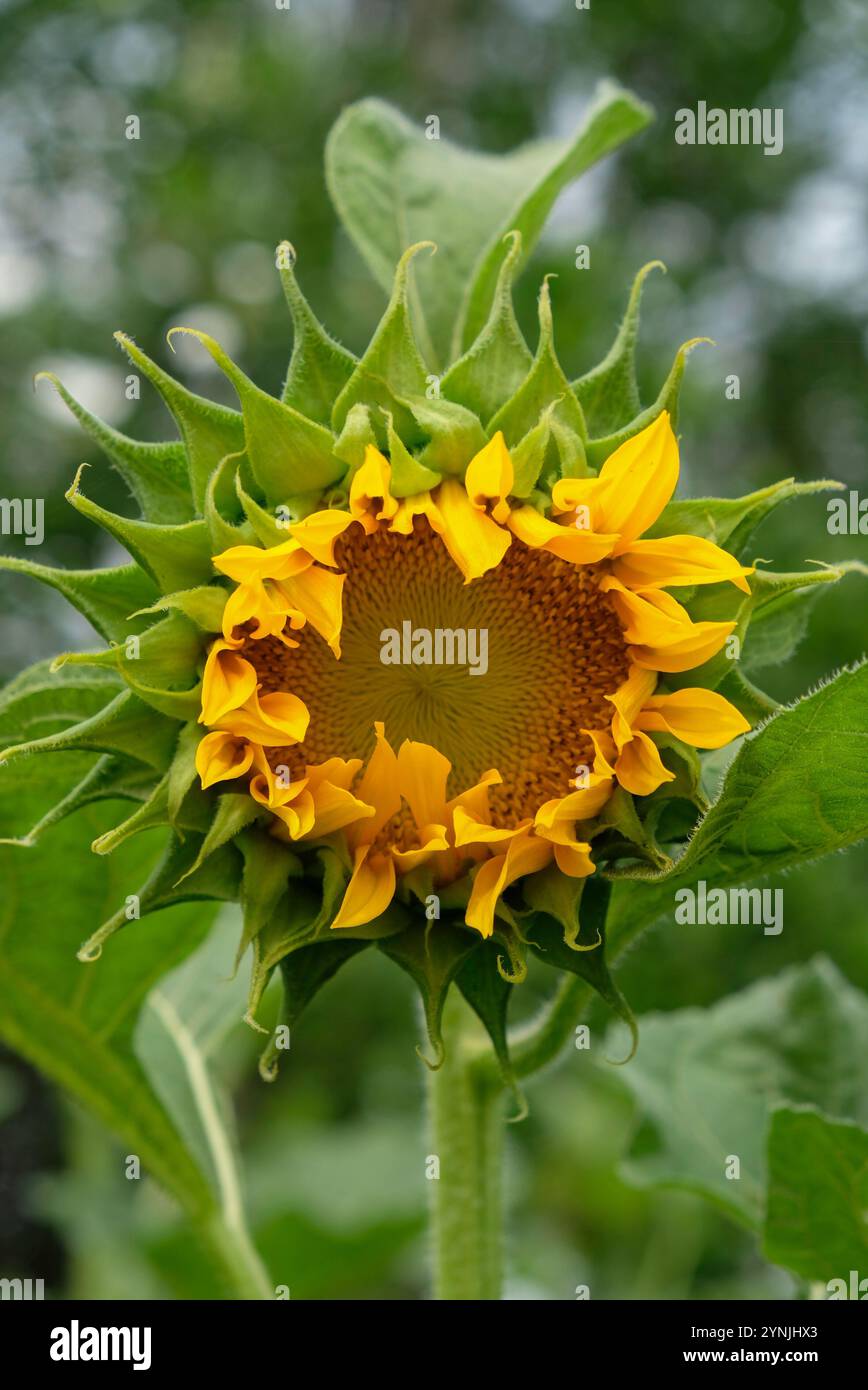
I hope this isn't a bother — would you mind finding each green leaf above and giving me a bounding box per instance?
[115,332,245,512]
[608,663,868,947]
[440,231,533,423]
[0,681,219,1219]
[572,260,665,438]
[66,465,214,592]
[134,912,250,1205]
[0,753,154,849]
[614,960,868,1227]
[331,243,433,440]
[35,371,194,523]
[379,921,481,1066]
[326,85,652,367]
[277,240,358,423]
[764,1106,868,1283]
[0,556,159,645]
[168,327,345,503]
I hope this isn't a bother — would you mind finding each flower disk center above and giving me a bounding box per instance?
[249,523,630,825]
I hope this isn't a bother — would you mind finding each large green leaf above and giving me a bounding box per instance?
[607,662,868,945]
[0,668,218,1220]
[764,1107,868,1284]
[326,85,652,368]
[613,959,868,1227]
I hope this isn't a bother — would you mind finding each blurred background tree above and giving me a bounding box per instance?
[1,0,866,1299]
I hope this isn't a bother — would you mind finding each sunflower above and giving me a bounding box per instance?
[198,409,751,943]
[4,230,792,1066]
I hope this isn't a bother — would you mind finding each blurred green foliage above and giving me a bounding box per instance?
[1,0,866,1299]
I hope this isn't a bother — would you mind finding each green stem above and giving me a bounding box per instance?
[199,1210,273,1300]
[428,992,505,1300]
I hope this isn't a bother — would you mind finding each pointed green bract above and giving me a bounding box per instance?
[407,396,487,476]
[573,261,665,437]
[35,372,194,524]
[259,939,371,1080]
[168,327,346,503]
[378,922,481,1067]
[115,332,245,511]
[584,336,711,471]
[386,416,442,497]
[236,829,301,969]
[648,478,843,557]
[487,279,587,448]
[331,243,434,439]
[0,556,158,645]
[0,687,178,770]
[441,232,533,423]
[66,465,214,592]
[277,241,358,423]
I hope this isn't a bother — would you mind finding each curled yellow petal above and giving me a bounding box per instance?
[507,504,617,564]
[288,509,356,566]
[350,445,399,523]
[217,688,310,746]
[614,730,676,796]
[195,730,254,789]
[635,687,750,748]
[465,431,513,524]
[332,845,396,929]
[396,738,451,831]
[212,539,309,583]
[200,640,257,724]
[611,534,753,593]
[279,565,345,656]
[429,478,510,582]
[465,832,552,939]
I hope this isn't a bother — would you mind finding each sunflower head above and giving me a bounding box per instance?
[5,207,833,1083]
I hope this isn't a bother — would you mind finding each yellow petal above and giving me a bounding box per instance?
[465,833,552,939]
[534,776,614,833]
[352,722,401,842]
[332,845,396,929]
[221,578,305,645]
[447,768,502,822]
[391,826,451,872]
[217,688,310,746]
[212,539,309,583]
[452,806,529,848]
[465,431,513,524]
[431,478,510,582]
[594,411,680,545]
[279,565,346,656]
[612,534,753,593]
[288,509,356,566]
[582,727,618,778]
[397,739,451,831]
[553,842,596,877]
[603,578,735,670]
[614,730,676,796]
[195,730,254,789]
[200,641,257,724]
[390,492,439,536]
[635,688,750,748]
[303,780,375,838]
[507,504,617,564]
[606,665,657,750]
[350,444,399,523]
